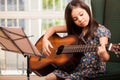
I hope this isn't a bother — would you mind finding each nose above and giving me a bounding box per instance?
[78,16,82,22]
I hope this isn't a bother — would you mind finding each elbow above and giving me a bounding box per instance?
[101,54,110,62]
[103,57,110,62]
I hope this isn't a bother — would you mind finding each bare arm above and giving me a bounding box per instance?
[97,36,110,62]
[42,25,67,56]
[43,25,67,40]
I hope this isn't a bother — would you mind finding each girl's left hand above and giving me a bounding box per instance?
[97,44,110,61]
[97,45,107,55]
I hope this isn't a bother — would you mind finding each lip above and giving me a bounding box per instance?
[80,20,86,26]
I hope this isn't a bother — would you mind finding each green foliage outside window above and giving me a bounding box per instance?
[43,0,61,11]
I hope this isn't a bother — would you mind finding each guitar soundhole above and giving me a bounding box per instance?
[56,45,64,55]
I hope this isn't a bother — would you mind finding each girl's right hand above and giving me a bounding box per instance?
[42,37,53,56]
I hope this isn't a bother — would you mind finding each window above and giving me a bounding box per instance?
[0,0,5,11]
[0,0,91,75]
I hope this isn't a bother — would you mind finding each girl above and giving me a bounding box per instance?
[42,0,111,80]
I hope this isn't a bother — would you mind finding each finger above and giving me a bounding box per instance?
[49,43,53,48]
[97,47,100,55]
[46,42,53,54]
[48,41,53,49]
[46,47,51,54]
[98,46,103,55]
[43,48,51,56]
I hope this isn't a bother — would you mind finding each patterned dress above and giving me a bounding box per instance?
[53,25,111,80]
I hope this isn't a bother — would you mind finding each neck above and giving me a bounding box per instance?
[82,27,88,35]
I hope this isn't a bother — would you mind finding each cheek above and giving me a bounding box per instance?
[86,14,90,22]
[74,21,83,27]
[74,21,79,26]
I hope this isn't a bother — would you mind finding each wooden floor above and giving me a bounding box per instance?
[0,75,45,80]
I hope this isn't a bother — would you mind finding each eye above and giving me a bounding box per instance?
[79,12,84,16]
[73,17,78,21]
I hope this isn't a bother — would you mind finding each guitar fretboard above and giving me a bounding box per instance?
[62,45,98,53]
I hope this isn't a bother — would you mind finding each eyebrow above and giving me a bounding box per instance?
[72,11,83,19]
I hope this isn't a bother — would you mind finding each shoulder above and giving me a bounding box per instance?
[97,24,109,31]
[96,24,111,38]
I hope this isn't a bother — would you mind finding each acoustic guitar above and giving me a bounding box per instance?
[29,33,120,76]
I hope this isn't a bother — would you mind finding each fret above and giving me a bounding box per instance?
[56,42,120,55]
[61,45,98,53]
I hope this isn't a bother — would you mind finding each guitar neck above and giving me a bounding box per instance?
[56,45,98,55]
[63,45,98,53]
[56,44,110,55]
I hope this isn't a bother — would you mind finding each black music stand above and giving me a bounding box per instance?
[0,26,40,80]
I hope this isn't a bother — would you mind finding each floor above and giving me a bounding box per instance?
[0,75,45,80]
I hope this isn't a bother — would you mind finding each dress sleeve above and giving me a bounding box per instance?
[96,25,111,39]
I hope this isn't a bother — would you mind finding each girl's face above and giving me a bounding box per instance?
[71,7,90,28]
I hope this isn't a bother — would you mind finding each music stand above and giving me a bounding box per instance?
[0,26,40,80]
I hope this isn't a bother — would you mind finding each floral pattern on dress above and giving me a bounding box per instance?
[53,25,111,80]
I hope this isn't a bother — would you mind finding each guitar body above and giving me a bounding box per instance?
[29,34,82,76]
[29,33,120,76]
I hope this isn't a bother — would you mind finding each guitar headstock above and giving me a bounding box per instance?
[108,43,120,55]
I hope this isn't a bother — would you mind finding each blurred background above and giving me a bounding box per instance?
[0,0,91,76]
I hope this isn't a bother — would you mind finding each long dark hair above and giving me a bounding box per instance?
[65,0,98,39]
